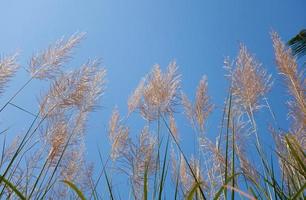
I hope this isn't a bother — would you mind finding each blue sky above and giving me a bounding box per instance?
[1,0,306,197]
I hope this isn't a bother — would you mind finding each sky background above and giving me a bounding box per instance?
[0,0,305,197]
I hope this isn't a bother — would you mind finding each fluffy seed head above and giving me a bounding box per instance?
[128,61,180,121]
[108,108,129,161]
[39,60,106,117]
[29,32,85,80]
[195,76,214,131]
[169,114,179,141]
[128,79,144,114]
[182,76,213,132]
[44,116,69,163]
[179,154,189,190]
[227,44,272,112]
[0,53,19,95]
[272,32,305,141]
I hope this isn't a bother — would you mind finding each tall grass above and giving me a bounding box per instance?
[0,31,305,199]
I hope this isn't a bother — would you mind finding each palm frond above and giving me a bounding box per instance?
[287,29,306,58]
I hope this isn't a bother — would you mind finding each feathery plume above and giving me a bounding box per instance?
[128,79,144,114]
[109,108,120,140]
[179,153,190,190]
[195,76,214,131]
[128,61,180,121]
[272,32,305,145]
[182,76,213,132]
[169,114,179,141]
[181,93,194,124]
[44,115,69,164]
[39,60,106,117]
[0,53,19,95]
[227,44,272,113]
[60,145,85,182]
[108,108,129,161]
[29,32,85,80]
[170,146,178,182]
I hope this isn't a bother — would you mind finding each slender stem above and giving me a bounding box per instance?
[0,77,34,113]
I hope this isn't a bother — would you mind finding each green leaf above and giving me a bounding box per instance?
[285,136,306,177]
[186,181,202,200]
[143,161,149,200]
[224,92,233,199]
[287,29,306,58]
[231,115,235,200]
[158,135,170,200]
[0,175,26,200]
[61,180,86,200]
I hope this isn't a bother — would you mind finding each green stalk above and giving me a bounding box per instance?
[153,111,162,199]
[158,135,170,200]
[0,175,26,200]
[231,118,235,200]
[97,147,114,200]
[224,92,232,199]
[61,180,86,200]
[0,77,34,113]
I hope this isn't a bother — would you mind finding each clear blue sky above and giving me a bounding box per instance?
[0,0,305,197]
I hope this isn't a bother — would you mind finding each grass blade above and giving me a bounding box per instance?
[143,161,149,200]
[0,175,26,200]
[285,136,306,176]
[186,181,202,200]
[158,135,170,200]
[61,180,86,200]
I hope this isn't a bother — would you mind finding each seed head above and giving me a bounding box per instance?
[30,32,85,80]
[0,53,19,95]
[128,61,180,121]
[227,44,272,112]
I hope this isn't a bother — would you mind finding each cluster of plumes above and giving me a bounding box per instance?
[39,61,105,164]
[31,33,105,199]
[272,32,306,148]
[182,76,213,132]
[0,53,19,95]
[108,112,157,199]
[225,45,272,114]
[128,61,180,121]
[29,33,85,80]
